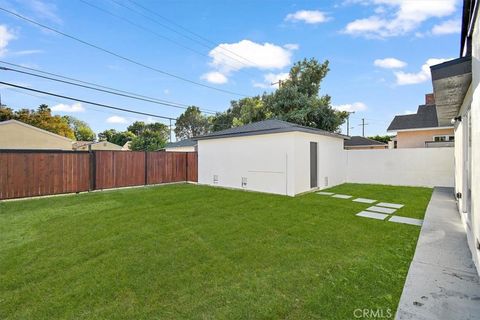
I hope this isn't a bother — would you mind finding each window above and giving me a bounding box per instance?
[433,135,454,142]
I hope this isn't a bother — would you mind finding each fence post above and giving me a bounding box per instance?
[144,151,148,186]
[89,149,96,191]
[185,152,188,182]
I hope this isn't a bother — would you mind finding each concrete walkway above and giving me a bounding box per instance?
[396,187,480,320]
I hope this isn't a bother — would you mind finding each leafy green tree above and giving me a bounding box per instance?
[210,58,347,132]
[130,129,168,151]
[368,135,393,144]
[174,106,210,140]
[210,96,267,131]
[0,106,14,121]
[63,116,95,141]
[98,129,135,146]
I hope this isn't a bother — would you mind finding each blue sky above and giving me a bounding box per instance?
[0,0,462,139]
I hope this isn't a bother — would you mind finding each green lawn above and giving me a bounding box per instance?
[0,183,432,319]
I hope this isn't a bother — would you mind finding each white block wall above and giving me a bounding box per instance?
[345,148,454,187]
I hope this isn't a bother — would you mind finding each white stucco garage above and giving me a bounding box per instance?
[195,119,348,196]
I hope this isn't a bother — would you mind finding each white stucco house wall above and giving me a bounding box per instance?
[195,119,348,197]
[430,0,479,275]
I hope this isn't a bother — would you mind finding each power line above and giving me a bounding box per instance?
[0,81,176,121]
[119,0,258,68]
[0,6,248,97]
[80,0,256,77]
[0,64,218,114]
[0,60,218,113]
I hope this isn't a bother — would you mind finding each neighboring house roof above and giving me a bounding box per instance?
[194,119,349,140]
[387,104,452,132]
[72,141,92,149]
[0,119,72,142]
[344,136,387,147]
[165,138,197,148]
[72,140,122,150]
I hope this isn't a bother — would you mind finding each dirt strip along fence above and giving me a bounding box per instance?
[0,150,198,200]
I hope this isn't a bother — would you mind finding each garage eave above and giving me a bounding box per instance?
[430,56,472,126]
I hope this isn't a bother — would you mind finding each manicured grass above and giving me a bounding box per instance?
[323,183,432,219]
[0,183,432,319]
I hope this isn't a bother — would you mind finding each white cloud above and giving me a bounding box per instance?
[374,58,407,69]
[285,10,330,24]
[333,102,367,112]
[404,110,415,114]
[283,43,299,50]
[163,89,170,95]
[344,0,458,38]
[209,40,294,73]
[431,19,461,35]
[106,115,128,124]
[51,102,85,113]
[204,40,295,84]
[394,58,452,85]
[201,71,228,84]
[11,49,44,56]
[24,0,62,24]
[253,72,290,89]
[0,25,16,57]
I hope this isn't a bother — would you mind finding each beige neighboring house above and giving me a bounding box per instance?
[0,119,73,150]
[122,141,131,151]
[387,94,454,148]
[72,140,123,151]
[164,138,197,152]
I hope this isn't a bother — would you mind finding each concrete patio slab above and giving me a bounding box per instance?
[389,215,423,227]
[396,187,480,320]
[376,202,404,209]
[366,206,397,214]
[332,194,352,199]
[356,211,388,220]
[352,198,377,204]
[316,192,334,195]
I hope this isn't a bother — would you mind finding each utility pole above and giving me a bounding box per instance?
[360,118,369,137]
[270,79,283,88]
[346,111,355,136]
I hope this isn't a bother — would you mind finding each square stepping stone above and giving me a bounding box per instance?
[317,192,334,195]
[376,202,404,209]
[366,206,397,214]
[389,215,423,226]
[353,198,376,204]
[332,194,352,199]
[356,211,388,220]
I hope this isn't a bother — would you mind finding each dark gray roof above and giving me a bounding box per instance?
[165,138,197,148]
[344,136,387,147]
[387,104,450,131]
[194,119,349,141]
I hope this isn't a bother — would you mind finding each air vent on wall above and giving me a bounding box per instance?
[241,177,247,188]
[213,175,219,184]
[324,177,329,187]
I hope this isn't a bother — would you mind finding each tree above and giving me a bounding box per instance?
[98,129,135,146]
[63,116,95,141]
[174,106,210,140]
[368,135,393,144]
[130,128,169,151]
[210,58,347,133]
[210,96,267,131]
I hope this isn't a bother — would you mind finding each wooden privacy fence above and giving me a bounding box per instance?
[0,150,198,200]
